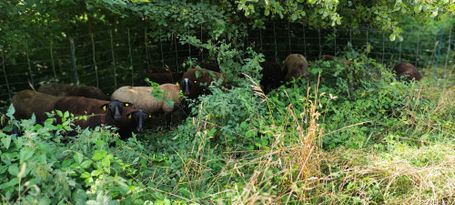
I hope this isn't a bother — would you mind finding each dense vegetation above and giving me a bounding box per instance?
[1,0,455,204]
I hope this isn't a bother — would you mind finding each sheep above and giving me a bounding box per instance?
[260,61,286,93]
[54,96,130,122]
[199,60,221,72]
[393,62,422,81]
[180,68,225,98]
[282,54,309,81]
[11,90,63,123]
[73,108,150,139]
[111,84,182,114]
[38,83,109,100]
[146,71,183,84]
[259,54,309,93]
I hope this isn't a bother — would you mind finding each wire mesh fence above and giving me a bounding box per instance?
[0,22,454,106]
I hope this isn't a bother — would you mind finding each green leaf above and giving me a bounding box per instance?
[92,150,107,161]
[81,160,92,169]
[80,172,91,179]
[74,152,83,164]
[19,147,34,162]
[6,104,15,118]
[7,164,18,176]
[1,135,12,149]
[0,178,19,189]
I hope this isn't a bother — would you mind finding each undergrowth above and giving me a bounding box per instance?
[1,47,454,204]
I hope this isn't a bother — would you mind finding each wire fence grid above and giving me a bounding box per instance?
[0,22,454,106]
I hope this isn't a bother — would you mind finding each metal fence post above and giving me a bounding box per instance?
[90,33,99,87]
[200,25,204,60]
[444,27,452,79]
[259,29,263,53]
[109,30,117,87]
[144,27,150,69]
[160,38,165,67]
[273,22,278,62]
[127,28,134,85]
[334,28,337,55]
[349,29,352,44]
[302,24,307,57]
[415,33,421,67]
[318,28,322,58]
[288,22,292,53]
[49,41,57,79]
[25,42,35,86]
[174,35,179,68]
[2,54,11,99]
[69,37,79,85]
[381,32,385,64]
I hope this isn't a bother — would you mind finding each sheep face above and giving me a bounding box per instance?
[282,54,309,81]
[102,100,131,122]
[127,110,149,133]
[181,77,193,97]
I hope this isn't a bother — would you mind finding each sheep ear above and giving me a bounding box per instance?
[101,104,108,111]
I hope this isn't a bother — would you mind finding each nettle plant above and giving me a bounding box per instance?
[0,106,147,204]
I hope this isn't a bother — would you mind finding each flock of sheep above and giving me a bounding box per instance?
[4,53,422,139]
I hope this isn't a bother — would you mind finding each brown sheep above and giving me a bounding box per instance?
[199,60,221,72]
[54,97,130,122]
[282,54,309,81]
[146,72,183,84]
[180,68,225,98]
[111,84,182,114]
[38,83,109,100]
[11,90,63,123]
[393,62,422,81]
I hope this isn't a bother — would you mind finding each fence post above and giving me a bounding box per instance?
[49,41,57,79]
[398,40,402,62]
[25,42,35,86]
[174,35,179,68]
[69,37,79,85]
[349,29,352,44]
[127,28,134,85]
[259,29,263,53]
[381,32,385,64]
[200,25,204,60]
[334,27,337,55]
[288,22,292,53]
[444,27,452,79]
[1,54,11,99]
[188,28,192,57]
[90,33,99,87]
[109,30,117,87]
[318,28,322,58]
[273,22,278,62]
[415,33,421,67]
[160,38,165,67]
[144,27,150,69]
[302,24,307,57]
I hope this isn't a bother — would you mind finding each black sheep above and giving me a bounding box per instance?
[54,96,130,122]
